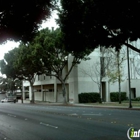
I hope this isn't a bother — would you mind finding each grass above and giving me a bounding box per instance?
[85,101,140,107]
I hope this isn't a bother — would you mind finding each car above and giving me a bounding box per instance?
[1,97,17,103]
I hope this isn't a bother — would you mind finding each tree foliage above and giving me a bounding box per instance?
[0,43,44,103]
[0,0,57,43]
[58,0,140,53]
[14,43,43,81]
[0,27,90,103]
[32,28,90,102]
[32,28,90,79]
[0,77,22,92]
[0,48,19,79]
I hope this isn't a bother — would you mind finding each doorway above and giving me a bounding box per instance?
[131,88,136,99]
[102,82,106,102]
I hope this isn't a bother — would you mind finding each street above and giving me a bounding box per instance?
[0,103,139,140]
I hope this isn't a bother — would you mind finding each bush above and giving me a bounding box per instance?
[131,97,140,101]
[110,92,127,102]
[78,92,100,103]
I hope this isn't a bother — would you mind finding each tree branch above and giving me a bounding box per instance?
[124,43,140,53]
[64,57,76,81]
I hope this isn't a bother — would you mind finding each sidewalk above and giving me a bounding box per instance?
[18,100,140,110]
[73,103,140,110]
[31,101,140,110]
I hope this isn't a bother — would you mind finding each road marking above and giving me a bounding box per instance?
[8,114,16,117]
[69,113,78,116]
[82,113,102,116]
[40,122,58,129]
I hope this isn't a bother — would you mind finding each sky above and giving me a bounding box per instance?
[0,11,58,60]
[0,11,58,76]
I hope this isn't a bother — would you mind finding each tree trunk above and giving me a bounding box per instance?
[62,81,67,104]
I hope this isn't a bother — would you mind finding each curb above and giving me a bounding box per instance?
[16,100,140,110]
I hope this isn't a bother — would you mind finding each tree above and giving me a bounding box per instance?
[0,27,90,103]
[58,0,140,53]
[107,48,126,104]
[0,77,21,93]
[80,47,112,101]
[0,77,8,91]
[0,0,57,43]
[13,43,43,103]
[0,48,19,79]
[32,28,90,103]
[0,43,43,103]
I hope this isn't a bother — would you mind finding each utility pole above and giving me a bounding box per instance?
[117,51,121,104]
[127,44,132,108]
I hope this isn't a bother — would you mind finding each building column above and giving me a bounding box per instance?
[54,77,57,102]
[22,81,25,100]
[41,85,43,101]
[29,86,32,101]
[106,81,110,102]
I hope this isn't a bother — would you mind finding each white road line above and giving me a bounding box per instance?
[8,114,16,117]
[40,122,58,129]
[69,113,78,116]
[82,113,102,116]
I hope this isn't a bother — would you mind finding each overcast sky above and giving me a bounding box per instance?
[0,10,58,60]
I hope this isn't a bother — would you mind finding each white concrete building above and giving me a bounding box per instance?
[22,41,140,103]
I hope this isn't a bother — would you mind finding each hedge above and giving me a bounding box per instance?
[110,92,127,102]
[131,97,140,101]
[78,92,100,103]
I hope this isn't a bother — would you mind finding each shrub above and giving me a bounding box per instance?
[78,92,100,103]
[131,97,140,101]
[110,92,127,102]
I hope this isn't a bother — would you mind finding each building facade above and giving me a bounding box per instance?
[22,41,140,103]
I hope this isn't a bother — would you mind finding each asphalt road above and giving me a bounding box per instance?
[0,103,139,140]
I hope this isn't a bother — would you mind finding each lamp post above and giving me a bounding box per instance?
[127,44,132,108]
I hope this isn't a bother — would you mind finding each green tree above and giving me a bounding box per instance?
[0,28,90,103]
[32,28,90,103]
[0,43,43,103]
[0,48,22,93]
[13,43,43,103]
[58,0,140,53]
[0,0,57,43]
[0,48,22,100]
[0,48,19,79]
[0,77,20,93]
[0,77,8,92]
[107,49,126,103]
